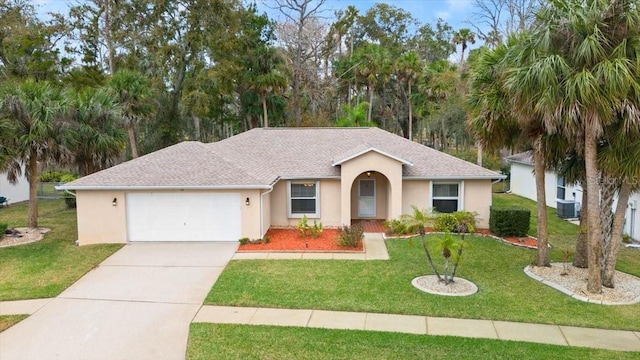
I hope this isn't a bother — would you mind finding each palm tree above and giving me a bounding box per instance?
[400,206,441,281]
[0,80,66,228]
[453,28,476,64]
[64,87,127,176]
[395,51,423,140]
[468,37,554,267]
[355,43,392,123]
[109,69,153,159]
[335,102,374,127]
[528,0,640,293]
[248,46,288,128]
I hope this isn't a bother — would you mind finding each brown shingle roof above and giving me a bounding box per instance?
[63,127,502,189]
[505,151,534,165]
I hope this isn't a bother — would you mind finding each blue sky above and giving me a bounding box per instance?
[37,0,475,31]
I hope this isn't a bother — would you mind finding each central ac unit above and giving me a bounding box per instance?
[557,200,578,219]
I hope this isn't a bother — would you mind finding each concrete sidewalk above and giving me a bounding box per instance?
[232,232,389,260]
[193,305,640,352]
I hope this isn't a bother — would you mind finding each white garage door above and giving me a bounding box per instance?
[126,192,241,242]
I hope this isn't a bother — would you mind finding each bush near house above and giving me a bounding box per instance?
[489,206,530,237]
[0,223,7,235]
[433,211,477,233]
[337,225,363,247]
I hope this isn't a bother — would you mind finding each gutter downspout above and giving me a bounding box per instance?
[260,186,275,238]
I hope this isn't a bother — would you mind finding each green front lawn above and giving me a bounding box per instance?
[187,324,638,360]
[205,194,640,331]
[0,315,27,332]
[0,199,122,300]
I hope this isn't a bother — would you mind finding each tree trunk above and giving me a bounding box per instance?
[367,83,374,123]
[261,93,269,128]
[599,173,618,263]
[584,124,602,294]
[103,0,114,75]
[421,236,442,281]
[27,155,39,228]
[127,122,138,159]
[601,183,632,288]
[408,80,413,140]
[573,188,589,268]
[533,139,550,267]
[193,115,201,141]
[477,142,483,166]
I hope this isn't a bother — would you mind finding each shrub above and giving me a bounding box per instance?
[337,225,363,247]
[0,223,7,235]
[433,211,477,233]
[238,237,250,245]
[489,206,530,237]
[40,169,78,183]
[298,216,323,238]
[309,220,323,238]
[434,214,458,233]
[383,219,405,235]
[262,235,271,244]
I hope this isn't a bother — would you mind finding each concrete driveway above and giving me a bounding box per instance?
[0,242,237,360]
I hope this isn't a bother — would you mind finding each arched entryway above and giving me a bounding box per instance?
[350,171,391,221]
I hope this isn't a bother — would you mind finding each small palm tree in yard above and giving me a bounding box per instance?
[400,206,476,285]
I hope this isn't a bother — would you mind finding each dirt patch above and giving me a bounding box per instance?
[237,228,363,252]
[0,227,51,248]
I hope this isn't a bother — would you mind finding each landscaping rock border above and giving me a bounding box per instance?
[411,275,478,296]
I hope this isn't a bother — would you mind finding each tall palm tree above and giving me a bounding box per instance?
[528,0,640,293]
[109,69,153,159]
[355,43,392,123]
[248,46,288,128]
[0,80,66,228]
[64,87,127,176]
[395,51,423,140]
[453,28,476,64]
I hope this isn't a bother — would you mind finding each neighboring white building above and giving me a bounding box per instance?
[506,151,640,241]
[0,170,29,205]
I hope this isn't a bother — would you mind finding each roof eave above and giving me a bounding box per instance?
[332,148,413,166]
[403,174,507,180]
[55,184,273,191]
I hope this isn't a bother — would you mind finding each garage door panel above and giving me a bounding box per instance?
[126,193,241,242]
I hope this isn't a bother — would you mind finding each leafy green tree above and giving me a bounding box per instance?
[109,69,152,159]
[395,51,423,140]
[0,80,66,227]
[453,28,476,64]
[64,87,126,175]
[335,102,374,127]
[525,0,640,293]
[247,46,288,128]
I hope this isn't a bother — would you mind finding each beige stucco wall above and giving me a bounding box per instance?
[350,172,389,219]
[463,179,492,228]
[76,190,127,245]
[401,180,430,215]
[339,151,403,225]
[270,179,342,227]
[76,189,262,245]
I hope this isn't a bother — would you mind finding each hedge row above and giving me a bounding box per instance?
[489,206,530,237]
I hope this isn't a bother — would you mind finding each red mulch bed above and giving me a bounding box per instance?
[237,228,364,252]
[416,228,539,249]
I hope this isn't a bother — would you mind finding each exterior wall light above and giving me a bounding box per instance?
[112,198,117,206]
[245,197,250,206]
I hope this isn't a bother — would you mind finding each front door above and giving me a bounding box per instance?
[358,179,376,217]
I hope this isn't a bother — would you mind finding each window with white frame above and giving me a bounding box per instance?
[557,177,566,200]
[432,183,460,213]
[288,181,319,217]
